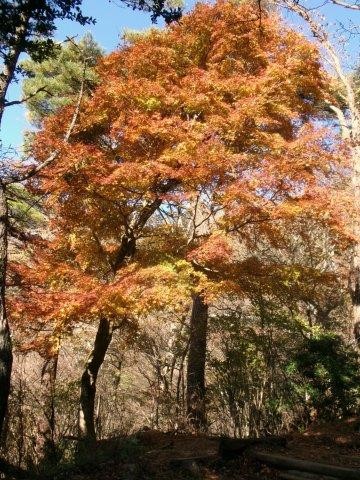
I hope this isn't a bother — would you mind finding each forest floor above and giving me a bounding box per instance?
[260,416,360,469]
[66,417,360,480]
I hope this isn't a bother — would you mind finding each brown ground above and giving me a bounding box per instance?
[68,418,360,479]
[256,417,360,469]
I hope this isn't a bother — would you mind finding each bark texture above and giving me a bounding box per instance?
[37,350,59,464]
[77,181,178,441]
[79,318,114,440]
[0,4,28,440]
[249,451,360,480]
[350,146,360,344]
[186,294,208,431]
[0,185,12,439]
[0,7,30,124]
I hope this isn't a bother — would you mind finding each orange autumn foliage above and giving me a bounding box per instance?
[11,0,351,353]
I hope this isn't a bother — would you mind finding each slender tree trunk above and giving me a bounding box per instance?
[350,146,360,344]
[186,294,208,432]
[76,187,178,442]
[76,191,176,441]
[0,184,12,440]
[37,346,59,465]
[78,318,113,441]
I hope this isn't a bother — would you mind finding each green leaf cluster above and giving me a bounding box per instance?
[289,333,360,419]
[21,33,103,126]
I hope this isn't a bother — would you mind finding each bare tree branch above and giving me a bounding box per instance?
[280,0,360,343]
[4,86,52,108]
[6,60,87,185]
[330,0,360,10]
[280,0,360,141]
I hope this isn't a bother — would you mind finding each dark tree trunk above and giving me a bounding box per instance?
[76,185,178,442]
[186,294,208,432]
[0,46,21,126]
[0,6,32,441]
[0,8,31,126]
[0,185,12,441]
[37,349,59,464]
[78,318,113,441]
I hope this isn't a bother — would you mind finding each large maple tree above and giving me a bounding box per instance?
[12,0,350,439]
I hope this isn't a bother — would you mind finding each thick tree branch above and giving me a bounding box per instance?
[4,86,52,108]
[330,0,360,10]
[112,178,179,272]
[324,101,351,140]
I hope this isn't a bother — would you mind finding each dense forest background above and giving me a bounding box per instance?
[0,0,360,477]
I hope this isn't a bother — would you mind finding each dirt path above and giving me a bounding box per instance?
[255,417,360,469]
[67,418,360,479]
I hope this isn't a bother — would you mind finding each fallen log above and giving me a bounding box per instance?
[249,451,360,480]
[279,470,338,480]
[336,454,360,462]
[219,435,287,458]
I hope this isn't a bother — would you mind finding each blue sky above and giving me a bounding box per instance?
[2,0,174,151]
[1,0,359,152]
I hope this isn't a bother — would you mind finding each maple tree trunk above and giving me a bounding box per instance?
[36,352,59,464]
[186,294,208,432]
[0,184,12,441]
[76,192,176,442]
[78,318,113,441]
